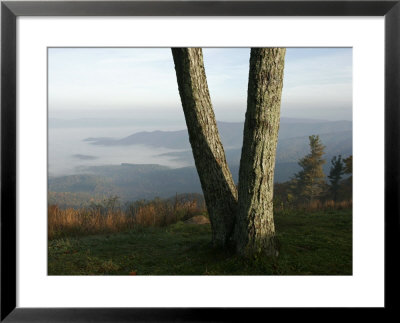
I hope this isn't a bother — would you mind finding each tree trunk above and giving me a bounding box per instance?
[235,48,286,257]
[171,48,238,247]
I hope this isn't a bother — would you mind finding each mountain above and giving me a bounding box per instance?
[84,119,352,151]
[85,129,188,149]
[157,131,352,166]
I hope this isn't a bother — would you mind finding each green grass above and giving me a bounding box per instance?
[48,209,352,275]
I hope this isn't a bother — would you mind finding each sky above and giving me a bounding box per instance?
[48,47,352,122]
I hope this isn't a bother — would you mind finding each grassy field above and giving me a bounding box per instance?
[48,208,352,275]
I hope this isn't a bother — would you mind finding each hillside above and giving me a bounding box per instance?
[48,159,347,207]
[49,164,202,205]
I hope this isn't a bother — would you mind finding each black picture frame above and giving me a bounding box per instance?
[1,0,399,321]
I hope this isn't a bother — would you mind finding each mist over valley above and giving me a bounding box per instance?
[48,116,352,207]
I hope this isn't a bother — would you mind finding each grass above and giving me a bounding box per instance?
[48,208,352,275]
[48,196,205,240]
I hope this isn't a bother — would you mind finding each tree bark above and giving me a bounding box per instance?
[235,48,286,257]
[171,48,238,247]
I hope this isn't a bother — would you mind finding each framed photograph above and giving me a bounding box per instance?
[1,0,399,321]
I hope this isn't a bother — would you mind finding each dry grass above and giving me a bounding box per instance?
[49,195,352,240]
[48,196,205,240]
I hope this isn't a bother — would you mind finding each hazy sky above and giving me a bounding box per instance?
[48,47,352,121]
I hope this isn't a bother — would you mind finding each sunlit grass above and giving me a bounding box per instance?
[48,208,352,275]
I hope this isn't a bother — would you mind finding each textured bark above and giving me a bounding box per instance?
[171,48,238,247]
[235,48,286,256]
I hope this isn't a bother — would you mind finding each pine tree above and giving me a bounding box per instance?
[328,155,345,202]
[293,135,326,203]
[341,155,353,201]
[343,155,352,175]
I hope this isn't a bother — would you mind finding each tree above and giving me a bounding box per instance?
[341,155,353,200]
[343,155,352,175]
[171,48,238,247]
[234,48,286,256]
[171,48,286,256]
[293,135,326,203]
[328,155,345,202]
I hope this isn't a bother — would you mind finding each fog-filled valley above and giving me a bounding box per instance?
[48,116,352,207]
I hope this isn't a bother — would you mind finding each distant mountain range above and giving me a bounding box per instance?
[84,118,352,166]
[49,118,352,207]
[84,118,352,151]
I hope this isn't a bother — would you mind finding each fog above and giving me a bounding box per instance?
[48,123,189,177]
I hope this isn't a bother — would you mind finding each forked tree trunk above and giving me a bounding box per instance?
[235,48,286,257]
[171,48,238,247]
